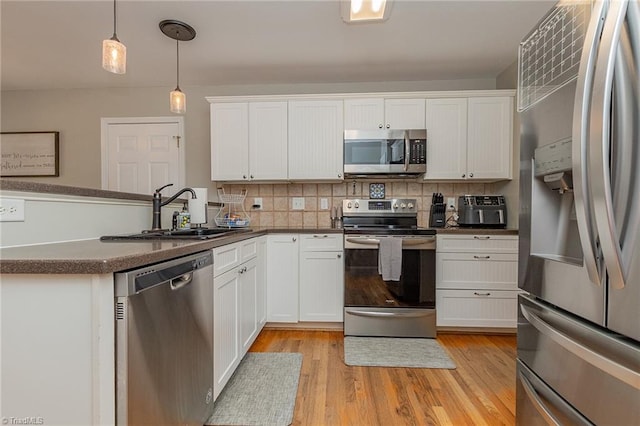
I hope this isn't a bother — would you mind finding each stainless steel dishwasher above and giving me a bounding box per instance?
[115,251,214,426]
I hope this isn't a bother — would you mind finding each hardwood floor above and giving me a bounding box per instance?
[249,329,517,426]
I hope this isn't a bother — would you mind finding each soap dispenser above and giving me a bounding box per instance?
[177,203,191,229]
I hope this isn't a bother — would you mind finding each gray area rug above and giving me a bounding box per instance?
[206,352,302,426]
[344,337,456,369]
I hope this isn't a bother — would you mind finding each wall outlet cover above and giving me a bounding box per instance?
[0,198,26,222]
[447,197,456,211]
[320,198,329,210]
[292,197,305,210]
[253,197,263,210]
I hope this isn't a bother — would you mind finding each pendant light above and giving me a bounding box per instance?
[102,0,126,74]
[160,20,196,114]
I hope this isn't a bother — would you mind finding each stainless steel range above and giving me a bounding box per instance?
[342,198,437,338]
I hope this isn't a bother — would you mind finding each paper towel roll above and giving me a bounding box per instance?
[188,188,208,224]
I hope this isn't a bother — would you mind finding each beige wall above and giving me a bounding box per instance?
[493,60,520,229]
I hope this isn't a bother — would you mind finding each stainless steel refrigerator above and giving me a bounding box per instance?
[517,0,640,424]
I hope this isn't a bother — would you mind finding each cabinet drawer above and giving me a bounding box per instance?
[240,238,258,262]
[300,233,343,251]
[437,234,518,253]
[436,289,520,328]
[436,252,518,290]
[213,242,241,277]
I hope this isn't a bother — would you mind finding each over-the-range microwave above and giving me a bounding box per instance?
[343,129,427,178]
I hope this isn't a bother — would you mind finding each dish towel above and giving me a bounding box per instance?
[378,237,403,281]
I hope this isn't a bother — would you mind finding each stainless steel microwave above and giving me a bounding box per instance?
[343,129,427,178]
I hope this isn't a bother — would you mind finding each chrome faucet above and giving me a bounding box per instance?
[151,183,197,231]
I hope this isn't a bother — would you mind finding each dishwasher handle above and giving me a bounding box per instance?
[170,273,194,291]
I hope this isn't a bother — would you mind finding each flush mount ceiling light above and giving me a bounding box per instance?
[102,0,126,74]
[160,19,196,114]
[341,0,392,23]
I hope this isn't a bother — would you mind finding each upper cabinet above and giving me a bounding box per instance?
[288,100,344,180]
[424,96,513,181]
[344,98,426,130]
[210,101,287,181]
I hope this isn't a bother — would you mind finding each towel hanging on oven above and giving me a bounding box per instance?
[378,237,402,281]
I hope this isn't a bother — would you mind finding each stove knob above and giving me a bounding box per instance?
[354,201,359,208]
[347,202,352,209]
[393,203,399,209]
[400,203,406,209]
[408,202,414,209]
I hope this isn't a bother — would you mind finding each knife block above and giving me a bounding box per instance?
[429,204,446,228]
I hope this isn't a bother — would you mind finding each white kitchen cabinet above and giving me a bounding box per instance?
[424,96,513,181]
[213,237,264,399]
[266,234,300,322]
[344,98,426,130]
[436,233,519,328]
[210,101,287,181]
[256,236,267,327]
[299,234,344,322]
[288,100,344,180]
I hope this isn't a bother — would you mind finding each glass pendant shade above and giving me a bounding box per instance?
[170,88,186,114]
[102,37,126,74]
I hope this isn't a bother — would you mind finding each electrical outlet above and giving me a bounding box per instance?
[320,198,329,210]
[0,198,26,222]
[447,197,456,211]
[253,197,263,210]
[292,197,305,210]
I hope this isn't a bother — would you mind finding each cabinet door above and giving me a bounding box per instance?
[466,96,513,180]
[256,236,267,328]
[266,234,299,322]
[384,98,426,129]
[210,102,249,181]
[239,257,259,354]
[299,251,344,322]
[249,101,288,180]
[424,98,468,180]
[213,267,240,399]
[288,100,344,180]
[343,98,384,129]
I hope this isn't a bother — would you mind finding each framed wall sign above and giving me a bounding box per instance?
[0,131,60,177]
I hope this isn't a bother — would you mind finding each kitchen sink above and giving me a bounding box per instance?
[100,227,251,241]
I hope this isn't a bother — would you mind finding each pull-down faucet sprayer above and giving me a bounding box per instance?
[151,183,197,231]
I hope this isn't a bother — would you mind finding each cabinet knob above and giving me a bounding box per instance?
[243,175,247,179]
[386,124,390,128]
[469,173,474,178]
[337,254,342,259]
[378,124,383,129]
[292,237,297,242]
[462,174,466,178]
[338,173,342,178]
[250,175,254,179]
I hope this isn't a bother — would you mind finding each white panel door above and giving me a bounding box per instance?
[256,236,268,328]
[266,234,299,322]
[299,251,344,322]
[104,120,183,196]
[211,102,249,181]
[343,98,384,129]
[213,267,240,399]
[384,98,426,129]
[288,100,344,180]
[239,257,259,354]
[249,101,288,180]
[466,96,513,180]
[424,98,468,180]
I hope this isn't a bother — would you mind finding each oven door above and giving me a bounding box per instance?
[343,234,437,337]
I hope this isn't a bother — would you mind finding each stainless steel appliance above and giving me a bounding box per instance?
[517,1,639,424]
[342,198,437,338]
[115,251,215,425]
[343,129,427,177]
[457,195,507,228]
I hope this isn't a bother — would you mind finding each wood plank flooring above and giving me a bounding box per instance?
[249,329,517,426]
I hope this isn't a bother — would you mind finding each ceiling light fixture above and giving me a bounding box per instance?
[159,20,196,114]
[102,0,126,74]
[341,0,392,23]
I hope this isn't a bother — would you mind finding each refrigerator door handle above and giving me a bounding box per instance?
[572,0,607,287]
[589,0,632,290]
[518,370,561,426]
[521,303,640,390]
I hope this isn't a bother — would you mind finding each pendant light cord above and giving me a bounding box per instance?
[176,32,180,90]
[112,0,117,37]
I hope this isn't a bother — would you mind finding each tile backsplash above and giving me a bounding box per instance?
[219,181,494,228]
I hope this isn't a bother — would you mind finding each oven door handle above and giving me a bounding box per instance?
[345,309,433,319]
[345,237,435,246]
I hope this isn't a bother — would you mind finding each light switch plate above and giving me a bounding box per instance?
[292,197,305,210]
[447,197,456,211]
[320,198,329,210]
[253,197,263,210]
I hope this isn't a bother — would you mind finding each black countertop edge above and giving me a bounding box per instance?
[0,179,222,207]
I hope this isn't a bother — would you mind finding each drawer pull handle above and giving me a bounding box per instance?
[313,234,329,238]
[474,236,491,240]
[473,255,491,260]
[474,292,491,296]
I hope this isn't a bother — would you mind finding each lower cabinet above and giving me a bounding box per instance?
[266,233,344,323]
[213,237,265,400]
[436,233,519,329]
